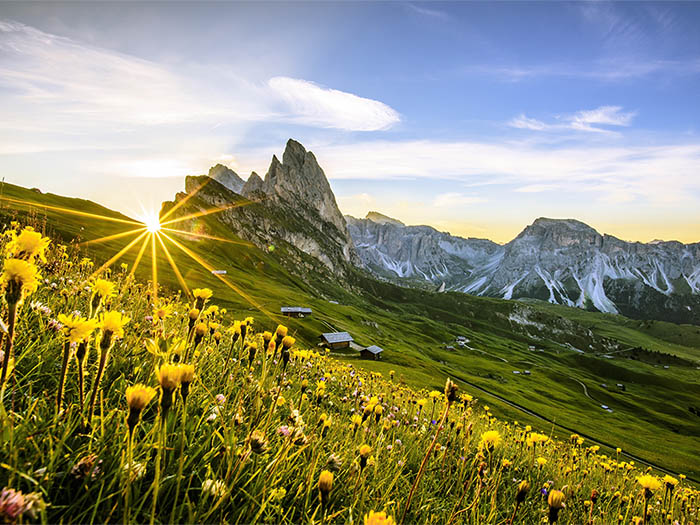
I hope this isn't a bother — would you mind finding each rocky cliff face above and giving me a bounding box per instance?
[207,164,245,194]
[348,214,700,323]
[239,139,358,267]
[170,139,358,277]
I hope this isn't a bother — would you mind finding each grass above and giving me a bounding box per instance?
[1,228,698,524]
[1,180,699,486]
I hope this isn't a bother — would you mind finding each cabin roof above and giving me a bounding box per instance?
[320,332,353,344]
[281,306,312,314]
[363,345,384,354]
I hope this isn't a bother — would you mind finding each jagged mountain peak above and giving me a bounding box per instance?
[365,211,405,226]
[281,138,308,169]
[207,164,245,194]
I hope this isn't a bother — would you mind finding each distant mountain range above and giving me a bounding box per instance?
[180,139,700,324]
[346,213,700,323]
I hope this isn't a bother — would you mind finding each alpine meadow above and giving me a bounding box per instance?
[1,2,700,525]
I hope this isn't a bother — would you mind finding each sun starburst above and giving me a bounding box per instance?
[2,186,273,318]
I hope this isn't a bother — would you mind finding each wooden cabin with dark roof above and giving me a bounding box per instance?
[319,331,353,350]
[359,345,383,361]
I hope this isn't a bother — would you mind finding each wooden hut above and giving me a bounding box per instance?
[319,332,353,350]
[360,345,383,360]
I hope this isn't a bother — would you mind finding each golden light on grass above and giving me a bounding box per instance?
[2,184,274,319]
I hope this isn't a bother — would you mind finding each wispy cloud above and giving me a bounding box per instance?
[463,59,700,82]
[406,3,450,20]
[508,105,636,134]
[291,139,700,206]
[0,19,399,160]
[569,106,636,133]
[508,115,549,131]
[268,77,400,131]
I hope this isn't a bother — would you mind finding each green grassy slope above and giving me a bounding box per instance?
[2,181,699,479]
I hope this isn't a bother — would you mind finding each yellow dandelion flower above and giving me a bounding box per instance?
[92,279,116,299]
[126,384,157,411]
[637,474,662,492]
[275,324,288,337]
[193,288,213,300]
[99,310,130,340]
[536,457,547,467]
[318,470,333,496]
[178,364,195,384]
[1,258,40,303]
[479,430,501,450]
[58,313,98,344]
[364,510,395,525]
[5,228,51,263]
[548,489,566,509]
[195,322,209,336]
[156,363,181,392]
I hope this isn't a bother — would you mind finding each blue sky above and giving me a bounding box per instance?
[1,1,699,242]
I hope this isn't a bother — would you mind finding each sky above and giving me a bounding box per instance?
[1,1,699,244]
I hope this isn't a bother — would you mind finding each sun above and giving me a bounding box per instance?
[0,180,273,317]
[144,216,161,233]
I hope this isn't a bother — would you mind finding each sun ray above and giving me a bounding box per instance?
[78,227,147,247]
[158,177,213,223]
[159,198,261,227]
[156,232,191,299]
[129,233,150,278]
[90,230,149,278]
[151,233,158,300]
[160,231,277,321]
[160,226,254,246]
[0,195,143,227]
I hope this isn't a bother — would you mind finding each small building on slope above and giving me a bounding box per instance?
[359,345,384,361]
[320,332,353,350]
[281,306,312,318]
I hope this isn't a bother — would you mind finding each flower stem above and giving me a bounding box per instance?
[56,341,72,410]
[400,401,449,525]
[0,301,18,388]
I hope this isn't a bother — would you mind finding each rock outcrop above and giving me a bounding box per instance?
[208,164,245,194]
[171,139,358,278]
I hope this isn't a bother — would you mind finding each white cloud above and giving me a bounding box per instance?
[407,4,450,20]
[268,77,400,131]
[569,105,636,133]
[508,115,549,131]
[509,105,637,134]
[0,19,399,161]
[303,139,700,205]
[433,192,486,207]
[464,59,700,82]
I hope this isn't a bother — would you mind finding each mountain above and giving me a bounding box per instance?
[207,164,245,194]
[166,139,358,278]
[347,214,700,324]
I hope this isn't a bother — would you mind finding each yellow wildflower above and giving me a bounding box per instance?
[5,227,50,263]
[1,258,40,303]
[479,430,501,450]
[99,310,130,340]
[193,288,213,300]
[156,364,181,392]
[364,510,395,525]
[92,279,115,299]
[126,384,157,411]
